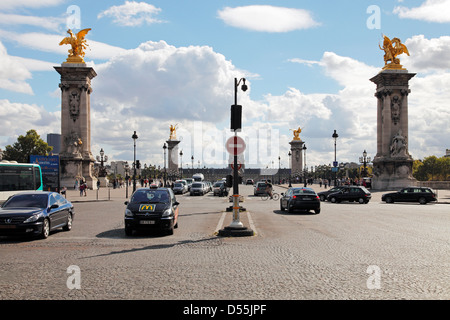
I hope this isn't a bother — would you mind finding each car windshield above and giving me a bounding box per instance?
[214,182,224,187]
[292,189,315,195]
[131,190,169,203]
[2,194,48,208]
[192,183,202,188]
[174,183,183,188]
[360,187,370,193]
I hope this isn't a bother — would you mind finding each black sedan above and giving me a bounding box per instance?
[280,187,321,214]
[317,186,345,201]
[327,186,371,204]
[382,187,437,204]
[0,191,74,239]
[124,187,179,236]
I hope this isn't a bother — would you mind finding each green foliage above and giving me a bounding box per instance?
[413,156,450,181]
[2,129,53,163]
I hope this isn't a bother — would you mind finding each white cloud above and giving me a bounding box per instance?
[394,0,450,23]
[98,1,165,26]
[0,41,33,94]
[0,99,60,141]
[0,0,64,10]
[402,35,450,72]
[0,13,64,31]
[217,5,319,32]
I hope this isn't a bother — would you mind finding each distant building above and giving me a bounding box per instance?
[445,149,450,158]
[0,148,3,161]
[47,133,61,155]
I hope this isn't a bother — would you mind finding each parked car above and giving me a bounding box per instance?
[327,186,371,204]
[254,181,268,196]
[382,187,437,204]
[213,181,227,196]
[0,191,74,239]
[317,186,346,201]
[124,187,179,236]
[173,182,187,194]
[280,187,320,214]
[190,182,206,196]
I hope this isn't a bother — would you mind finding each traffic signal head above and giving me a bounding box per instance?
[231,104,242,132]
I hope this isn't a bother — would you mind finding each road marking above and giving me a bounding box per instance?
[215,211,227,234]
[247,211,256,234]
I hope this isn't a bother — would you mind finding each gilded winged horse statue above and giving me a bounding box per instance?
[379,35,410,70]
[59,28,91,63]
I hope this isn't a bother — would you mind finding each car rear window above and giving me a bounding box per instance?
[214,182,224,187]
[174,183,183,187]
[292,189,315,195]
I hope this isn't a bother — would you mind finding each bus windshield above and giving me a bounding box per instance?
[0,163,43,202]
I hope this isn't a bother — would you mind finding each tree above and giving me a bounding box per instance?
[2,129,53,163]
[413,156,450,181]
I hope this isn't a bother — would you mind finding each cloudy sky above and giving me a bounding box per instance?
[0,0,449,170]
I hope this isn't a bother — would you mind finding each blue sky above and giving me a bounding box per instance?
[1,0,449,170]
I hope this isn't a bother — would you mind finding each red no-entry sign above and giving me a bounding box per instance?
[226,136,246,156]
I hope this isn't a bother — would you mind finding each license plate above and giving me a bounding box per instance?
[140,220,155,225]
[0,225,16,229]
[302,197,311,200]
[139,204,156,212]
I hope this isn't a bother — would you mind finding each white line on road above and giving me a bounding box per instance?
[215,211,227,234]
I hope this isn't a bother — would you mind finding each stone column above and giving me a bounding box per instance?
[289,140,304,180]
[166,139,180,175]
[370,69,417,189]
[55,64,97,189]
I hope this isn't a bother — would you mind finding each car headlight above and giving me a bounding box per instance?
[162,209,172,218]
[124,209,133,217]
[23,213,43,223]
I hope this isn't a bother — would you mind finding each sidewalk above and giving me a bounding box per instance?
[63,185,132,203]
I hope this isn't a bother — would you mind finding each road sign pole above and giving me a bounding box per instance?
[229,133,244,229]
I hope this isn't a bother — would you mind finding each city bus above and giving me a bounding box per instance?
[0,161,43,203]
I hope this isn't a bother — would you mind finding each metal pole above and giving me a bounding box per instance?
[230,78,243,228]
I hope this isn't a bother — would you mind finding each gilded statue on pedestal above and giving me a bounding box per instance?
[169,124,178,140]
[290,127,302,141]
[379,35,410,70]
[59,28,91,63]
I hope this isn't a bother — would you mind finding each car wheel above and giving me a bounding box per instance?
[280,201,285,211]
[358,198,365,204]
[40,218,50,239]
[287,203,293,213]
[125,226,133,236]
[330,197,337,203]
[314,208,321,214]
[385,196,393,204]
[167,224,174,235]
[63,213,72,231]
[319,195,326,201]
[419,197,427,205]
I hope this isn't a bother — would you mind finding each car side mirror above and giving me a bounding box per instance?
[281,193,284,196]
[48,204,59,211]
[124,201,129,205]
[174,201,179,206]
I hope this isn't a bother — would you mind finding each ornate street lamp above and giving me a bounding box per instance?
[96,148,108,177]
[179,150,183,179]
[303,144,307,187]
[359,150,372,178]
[132,131,138,193]
[163,143,167,187]
[332,130,339,186]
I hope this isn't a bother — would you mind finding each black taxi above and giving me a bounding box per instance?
[124,187,179,236]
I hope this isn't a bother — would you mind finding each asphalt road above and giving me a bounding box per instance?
[1,184,449,301]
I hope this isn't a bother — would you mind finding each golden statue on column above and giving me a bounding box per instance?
[290,127,303,141]
[169,124,178,140]
[379,35,410,70]
[59,28,91,64]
